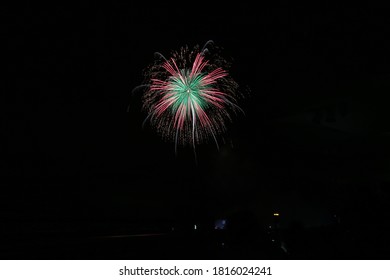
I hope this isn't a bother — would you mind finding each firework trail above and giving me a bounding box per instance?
[134,40,243,154]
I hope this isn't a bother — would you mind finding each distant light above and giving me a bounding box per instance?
[194,224,197,230]
[214,219,227,230]
[273,213,280,217]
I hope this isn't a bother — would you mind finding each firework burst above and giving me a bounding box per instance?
[136,40,243,152]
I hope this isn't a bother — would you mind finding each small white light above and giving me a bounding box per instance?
[194,224,197,230]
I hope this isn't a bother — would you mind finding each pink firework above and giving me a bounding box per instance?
[139,41,243,152]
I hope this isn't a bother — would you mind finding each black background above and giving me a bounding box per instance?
[2,3,390,259]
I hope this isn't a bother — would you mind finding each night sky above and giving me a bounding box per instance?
[2,4,390,259]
